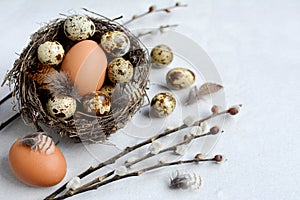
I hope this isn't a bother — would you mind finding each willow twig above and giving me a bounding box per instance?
[63,127,219,197]
[0,112,21,131]
[0,91,13,105]
[136,24,178,38]
[45,106,237,200]
[125,127,219,168]
[123,2,188,25]
[52,155,218,200]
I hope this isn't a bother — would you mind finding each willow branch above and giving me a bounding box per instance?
[123,2,188,25]
[52,155,217,200]
[125,129,218,168]
[45,106,237,200]
[136,24,178,38]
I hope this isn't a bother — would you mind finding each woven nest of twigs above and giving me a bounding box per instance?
[3,14,150,143]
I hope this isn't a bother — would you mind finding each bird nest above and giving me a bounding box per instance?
[3,14,150,143]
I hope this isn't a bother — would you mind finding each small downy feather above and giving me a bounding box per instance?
[43,71,80,101]
[185,82,223,105]
[20,132,55,155]
[170,171,202,190]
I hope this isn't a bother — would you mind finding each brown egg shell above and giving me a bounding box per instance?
[8,138,67,187]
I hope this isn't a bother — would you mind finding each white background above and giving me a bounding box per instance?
[0,0,300,199]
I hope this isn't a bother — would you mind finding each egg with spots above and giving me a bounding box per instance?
[64,15,95,41]
[46,95,76,120]
[101,31,130,57]
[37,41,64,66]
[108,57,133,83]
[151,92,176,118]
[151,44,173,68]
[8,133,67,187]
[82,91,111,116]
[100,85,115,99]
[166,68,195,90]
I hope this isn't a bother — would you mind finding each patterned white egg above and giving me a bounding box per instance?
[37,41,64,65]
[64,15,95,41]
[100,85,115,99]
[82,91,111,116]
[46,94,76,120]
[107,58,133,83]
[151,93,176,118]
[101,31,130,57]
[151,44,173,67]
[166,68,195,90]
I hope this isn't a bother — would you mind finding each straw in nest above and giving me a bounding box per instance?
[3,13,150,143]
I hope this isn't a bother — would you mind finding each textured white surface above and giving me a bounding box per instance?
[0,0,300,200]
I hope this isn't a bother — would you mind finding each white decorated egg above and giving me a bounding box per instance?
[166,68,195,90]
[82,91,111,116]
[107,57,133,83]
[101,31,130,57]
[46,95,76,120]
[151,92,176,118]
[151,44,173,68]
[64,15,95,41]
[37,41,64,66]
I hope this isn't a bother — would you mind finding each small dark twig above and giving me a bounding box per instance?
[45,106,235,200]
[136,24,178,38]
[51,155,216,200]
[123,2,188,25]
[0,112,21,131]
[0,91,13,106]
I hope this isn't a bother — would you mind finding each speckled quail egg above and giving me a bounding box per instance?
[64,15,96,41]
[46,95,76,120]
[151,44,173,68]
[100,85,115,99]
[108,57,133,83]
[166,68,195,90]
[37,41,64,65]
[82,91,111,116]
[151,92,176,118]
[101,31,130,57]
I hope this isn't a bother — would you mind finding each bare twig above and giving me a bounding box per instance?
[0,91,13,105]
[0,112,21,131]
[45,106,237,200]
[62,127,219,198]
[123,2,188,25]
[125,127,219,168]
[136,24,178,38]
[51,155,219,200]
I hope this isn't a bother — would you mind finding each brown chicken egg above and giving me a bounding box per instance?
[61,40,107,96]
[8,133,67,187]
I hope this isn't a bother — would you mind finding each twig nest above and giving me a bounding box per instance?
[3,13,150,143]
